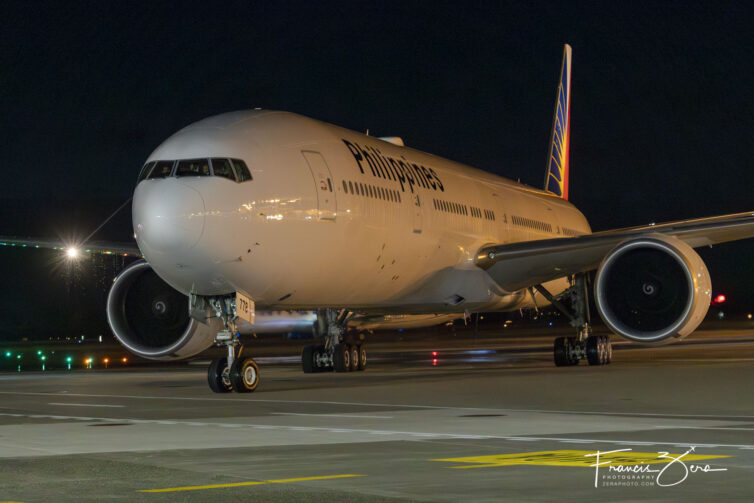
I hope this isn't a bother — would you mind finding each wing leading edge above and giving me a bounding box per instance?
[476,211,754,292]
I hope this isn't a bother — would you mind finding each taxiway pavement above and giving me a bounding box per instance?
[0,328,753,502]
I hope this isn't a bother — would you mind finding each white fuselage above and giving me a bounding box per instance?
[133,110,591,314]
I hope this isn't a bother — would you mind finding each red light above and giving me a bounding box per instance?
[432,358,438,366]
[431,351,438,357]
[713,294,726,304]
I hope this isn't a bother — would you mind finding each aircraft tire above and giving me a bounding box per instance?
[302,345,315,373]
[349,345,359,371]
[208,357,232,393]
[553,337,571,367]
[230,357,260,393]
[333,343,350,372]
[586,335,607,366]
[357,344,367,371]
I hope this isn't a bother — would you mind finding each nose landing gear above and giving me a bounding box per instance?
[205,295,260,393]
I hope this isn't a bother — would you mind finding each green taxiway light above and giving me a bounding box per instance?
[36,350,42,356]
[16,354,22,359]
[4,351,11,358]
[66,356,73,363]
[40,356,46,361]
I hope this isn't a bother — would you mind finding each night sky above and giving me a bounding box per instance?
[1,1,752,339]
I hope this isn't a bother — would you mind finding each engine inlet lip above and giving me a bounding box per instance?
[106,259,194,357]
[594,237,695,343]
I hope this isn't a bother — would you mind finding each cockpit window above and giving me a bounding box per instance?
[138,161,155,182]
[232,159,252,182]
[176,159,210,177]
[147,160,175,179]
[211,158,236,181]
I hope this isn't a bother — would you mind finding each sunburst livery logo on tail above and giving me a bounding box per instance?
[544,44,572,200]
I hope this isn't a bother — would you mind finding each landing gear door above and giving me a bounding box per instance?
[302,151,337,221]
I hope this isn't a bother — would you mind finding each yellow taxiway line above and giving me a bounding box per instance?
[138,474,365,493]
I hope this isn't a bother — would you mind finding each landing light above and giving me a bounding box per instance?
[66,247,79,259]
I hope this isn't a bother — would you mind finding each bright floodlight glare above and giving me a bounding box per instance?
[66,247,79,259]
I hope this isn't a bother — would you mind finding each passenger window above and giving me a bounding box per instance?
[349,181,354,194]
[232,159,253,182]
[343,180,348,192]
[138,161,155,182]
[147,160,174,179]
[211,158,236,181]
[176,159,210,177]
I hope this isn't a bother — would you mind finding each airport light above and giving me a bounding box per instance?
[66,247,79,259]
[103,357,110,369]
[711,294,727,305]
[748,314,752,320]
[66,356,73,370]
[36,350,42,356]
[121,357,128,364]
[4,351,10,358]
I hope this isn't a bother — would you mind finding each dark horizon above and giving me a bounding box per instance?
[1,1,752,338]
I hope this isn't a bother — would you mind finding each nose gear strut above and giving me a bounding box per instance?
[205,295,260,393]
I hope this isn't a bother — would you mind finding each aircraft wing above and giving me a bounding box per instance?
[476,211,754,292]
[0,236,141,257]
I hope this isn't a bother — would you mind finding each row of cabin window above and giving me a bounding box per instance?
[434,199,496,221]
[138,158,252,183]
[511,215,553,233]
[342,180,402,203]
[562,227,581,236]
[433,198,468,216]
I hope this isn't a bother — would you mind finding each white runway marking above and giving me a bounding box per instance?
[3,391,754,420]
[271,412,393,419]
[0,412,752,449]
[654,426,754,431]
[48,403,125,408]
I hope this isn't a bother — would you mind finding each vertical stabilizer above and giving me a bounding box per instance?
[544,44,572,199]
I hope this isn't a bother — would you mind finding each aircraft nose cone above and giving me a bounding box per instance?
[133,180,205,252]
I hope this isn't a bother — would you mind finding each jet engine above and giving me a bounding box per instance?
[106,260,219,360]
[594,234,711,344]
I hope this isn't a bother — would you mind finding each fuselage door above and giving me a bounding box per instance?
[302,151,337,221]
[412,193,422,233]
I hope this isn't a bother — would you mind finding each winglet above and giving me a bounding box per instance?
[544,44,572,200]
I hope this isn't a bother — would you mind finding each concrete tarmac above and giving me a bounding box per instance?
[0,328,753,502]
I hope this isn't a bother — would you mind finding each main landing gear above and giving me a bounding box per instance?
[533,274,612,367]
[301,309,367,373]
[205,296,260,393]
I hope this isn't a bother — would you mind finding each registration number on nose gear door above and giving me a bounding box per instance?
[236,292,255,324]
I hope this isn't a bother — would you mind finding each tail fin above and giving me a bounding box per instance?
[544,44,572,200]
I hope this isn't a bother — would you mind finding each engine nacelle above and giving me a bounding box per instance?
[594,234,711,344]
[106,260,219,360]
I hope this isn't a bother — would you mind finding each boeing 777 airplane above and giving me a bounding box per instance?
[8,45,754,393]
